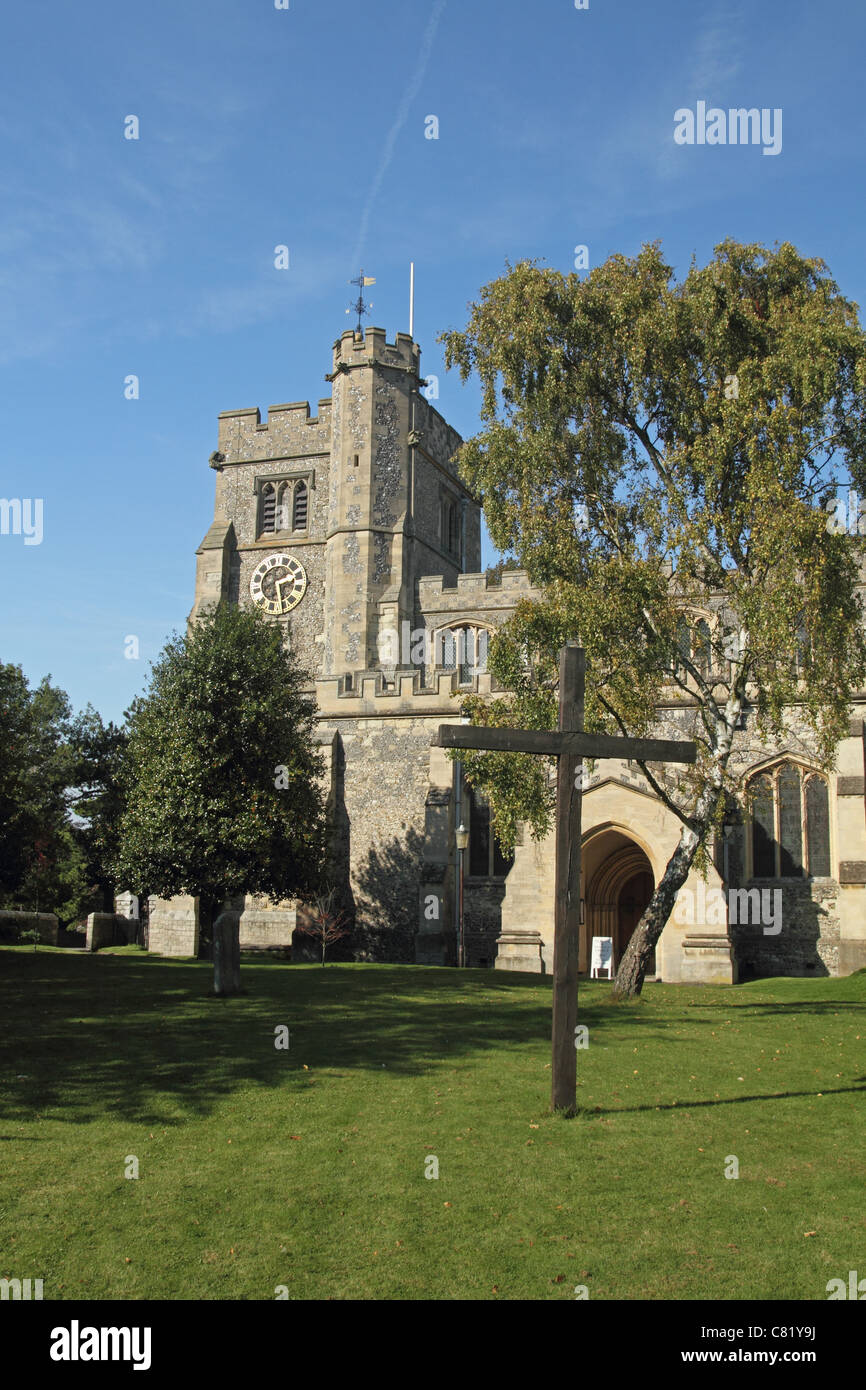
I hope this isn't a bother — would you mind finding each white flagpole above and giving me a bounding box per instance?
[409,261,415,338]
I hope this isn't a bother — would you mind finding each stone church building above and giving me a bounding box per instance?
[146,323,866,983]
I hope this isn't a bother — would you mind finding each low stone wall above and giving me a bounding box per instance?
[0,911,58,945]
[85,913,130,952]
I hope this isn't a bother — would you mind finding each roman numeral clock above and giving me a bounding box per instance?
[249,553,307,616]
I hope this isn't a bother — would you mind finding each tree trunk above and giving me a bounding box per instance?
[612,726,737,999]
[213,905,241,996]
[612,822,702,998]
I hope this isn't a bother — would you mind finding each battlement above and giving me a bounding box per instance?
[315,666,496,717]
[218,399,332,429]
[417,569,536,603]
[331,327,421,378]
[216,397,332,462]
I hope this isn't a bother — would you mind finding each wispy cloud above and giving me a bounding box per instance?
[688,4,746,92]
[351,0,448,268]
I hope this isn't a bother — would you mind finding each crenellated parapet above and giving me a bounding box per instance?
[329,327,421,379]
[315,666,496,717]
[215,399,332,466]
[417,569,540,626]
[418,569,536,600]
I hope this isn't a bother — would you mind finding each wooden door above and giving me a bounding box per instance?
[617,870,655,971]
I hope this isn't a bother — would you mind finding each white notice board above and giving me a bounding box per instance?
[590,936,614,979]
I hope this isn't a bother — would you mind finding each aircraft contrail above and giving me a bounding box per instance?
[351,0,448,269]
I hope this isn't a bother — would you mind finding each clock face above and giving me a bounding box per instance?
[249,553,307,615]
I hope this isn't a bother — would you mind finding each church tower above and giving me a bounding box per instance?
[189,323,477,685]
[323,327,424,679]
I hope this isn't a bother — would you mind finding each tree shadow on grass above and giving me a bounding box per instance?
[0,951,568,1128]
[3,951,860,1131]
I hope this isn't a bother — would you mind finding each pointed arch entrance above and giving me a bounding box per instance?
[584,830,656,974]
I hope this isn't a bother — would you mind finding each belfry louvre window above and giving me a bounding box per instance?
[292,480,308,531]
[466,786,514,879]
[749,762,831,878]
[261,483,277,534]
[257,476,311,537]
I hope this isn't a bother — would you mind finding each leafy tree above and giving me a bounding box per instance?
[114,603,327,994]
[484,556,523,586]
[0,663,83,917]
[68,707,128,913]
[441,240,866,997]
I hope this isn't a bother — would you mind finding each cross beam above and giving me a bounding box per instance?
[434,726,698,765]
[433,643,698,1113]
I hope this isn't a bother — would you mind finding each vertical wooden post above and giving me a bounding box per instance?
[551,643,585,1113]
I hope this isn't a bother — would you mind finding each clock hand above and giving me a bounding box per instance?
[274,574,294,608]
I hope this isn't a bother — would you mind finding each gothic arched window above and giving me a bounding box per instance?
[437,625,492,685]
[466,785,514,879]
[748,761,831,879]
[694,619,712,677]
[673,613,715,678]
[440,495,460,557]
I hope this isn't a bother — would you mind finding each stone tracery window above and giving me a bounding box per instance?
[673,612,716,678]
[748,761,831,878]
[437,624,491,685]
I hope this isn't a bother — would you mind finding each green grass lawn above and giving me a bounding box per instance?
[1,948,864,1301]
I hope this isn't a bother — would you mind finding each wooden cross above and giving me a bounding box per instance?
[433,642,697,1113]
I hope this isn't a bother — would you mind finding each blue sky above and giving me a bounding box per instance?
[0,0,863,724]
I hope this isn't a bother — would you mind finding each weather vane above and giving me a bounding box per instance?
[347,270,375,333]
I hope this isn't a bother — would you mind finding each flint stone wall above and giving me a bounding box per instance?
[731,879,840,978]
[323,713,442,962]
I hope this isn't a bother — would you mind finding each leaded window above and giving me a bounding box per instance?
[437,625,491,684]
[748,762,831,879]
[466,786,513,879]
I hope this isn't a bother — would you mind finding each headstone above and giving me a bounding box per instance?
[213,905,242,995]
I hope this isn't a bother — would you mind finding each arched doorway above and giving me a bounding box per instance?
[616,868,654,969]
[584,835,656,974]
